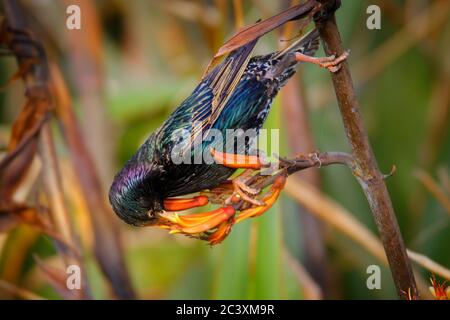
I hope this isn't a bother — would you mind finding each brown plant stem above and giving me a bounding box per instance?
[242,151,352,195]
[313,0,417,298]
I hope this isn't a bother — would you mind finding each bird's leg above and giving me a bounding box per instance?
[295,50,350,73]
[163,195,209,211]
[235,174,286,223]
[227,170,265,206]
[211,148,268,206]
[200,178,236,204]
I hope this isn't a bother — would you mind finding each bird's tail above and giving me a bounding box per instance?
[274,28,320,59]
[264,28,320,81]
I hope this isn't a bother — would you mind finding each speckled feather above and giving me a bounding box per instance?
[109,29,320,226]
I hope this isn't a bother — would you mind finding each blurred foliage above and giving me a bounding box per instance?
[0,0,449,300]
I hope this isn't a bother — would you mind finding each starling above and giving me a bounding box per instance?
[109,28,348,244]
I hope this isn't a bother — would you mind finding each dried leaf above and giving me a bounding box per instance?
[8,96,50,151]
[0,89,51,202]
[0,204,42,233]
[0,202,77,257]
[0,9,51,200]
[0,58,40,91]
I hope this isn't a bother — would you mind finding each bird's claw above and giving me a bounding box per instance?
[321,50,350,72]
[225,175,264,207]
[235,175,286,223]
[275,154,297,168]
[295,49,350,73]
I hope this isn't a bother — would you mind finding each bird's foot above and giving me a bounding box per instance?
[295,50,350,72]
[210,148,270,206]
[202,170,265,207]
[200,180,234,205]
[235,175,286,223]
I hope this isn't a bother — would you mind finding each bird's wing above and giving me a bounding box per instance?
[190,38,259,141]
[155,38,258,154]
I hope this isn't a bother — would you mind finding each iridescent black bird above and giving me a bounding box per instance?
[109,28,346,244]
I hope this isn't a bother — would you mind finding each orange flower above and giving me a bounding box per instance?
[429,276,449,300]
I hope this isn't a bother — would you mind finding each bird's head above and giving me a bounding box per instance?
[109,163,164,226]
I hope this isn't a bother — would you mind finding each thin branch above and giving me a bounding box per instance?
[314,0,417,298]
[242,151,353,195]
